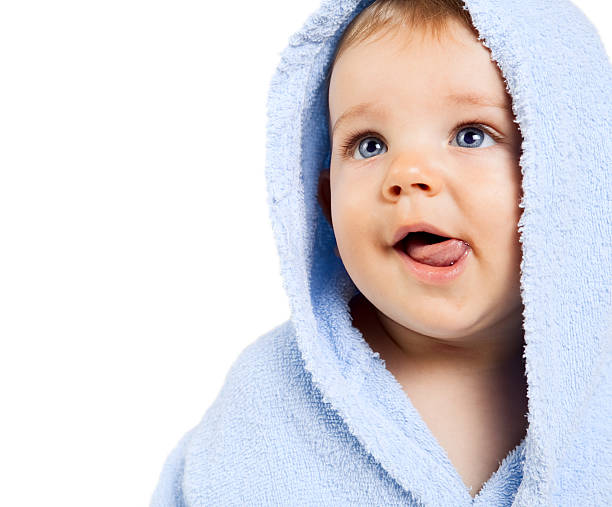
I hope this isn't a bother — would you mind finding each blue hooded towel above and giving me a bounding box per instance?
[150,0,612,505]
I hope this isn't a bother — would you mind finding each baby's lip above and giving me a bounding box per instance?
[391,221,464,246]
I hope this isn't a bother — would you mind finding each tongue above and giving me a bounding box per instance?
[404,235,470,267]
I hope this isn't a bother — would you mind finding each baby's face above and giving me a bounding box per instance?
[322,19,524,339]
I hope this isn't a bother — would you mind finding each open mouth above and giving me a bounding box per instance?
[396,231,450,246]
[394,231,470,267]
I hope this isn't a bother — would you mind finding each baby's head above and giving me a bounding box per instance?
[317,0,525,357]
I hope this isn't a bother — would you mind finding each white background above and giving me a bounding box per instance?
[0,1,609,505]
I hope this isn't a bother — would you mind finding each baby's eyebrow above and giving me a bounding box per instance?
[447,92,512,112]
[330,93,512,139]
[331,102,388,139]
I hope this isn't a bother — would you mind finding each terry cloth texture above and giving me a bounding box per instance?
[150,0,612,505]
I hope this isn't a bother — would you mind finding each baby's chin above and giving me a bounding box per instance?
[375,299,501,341]
[389,314,482,342]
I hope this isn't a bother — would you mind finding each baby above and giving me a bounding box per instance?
[151,0,611,504]
[316,1,526,497]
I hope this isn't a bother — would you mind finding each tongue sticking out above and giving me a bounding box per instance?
[403,232,470,267]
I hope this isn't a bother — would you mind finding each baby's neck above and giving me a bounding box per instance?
[348,291,528,437]
[349,294,529,497]
[349,293,526,383]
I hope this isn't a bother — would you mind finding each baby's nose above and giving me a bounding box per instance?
[381,154,444,200]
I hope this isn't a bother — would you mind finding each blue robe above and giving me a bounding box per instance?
[150,0,612,504]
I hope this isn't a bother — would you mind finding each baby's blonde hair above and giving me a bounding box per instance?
[332,0,478,65]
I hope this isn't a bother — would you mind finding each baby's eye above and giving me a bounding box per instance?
[352,136,388,160]
[451,125,497,149]
[340,124,500,160]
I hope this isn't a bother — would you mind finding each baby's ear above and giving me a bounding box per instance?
[317,169,333,229]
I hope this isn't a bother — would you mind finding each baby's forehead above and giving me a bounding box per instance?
[327,37,512,124]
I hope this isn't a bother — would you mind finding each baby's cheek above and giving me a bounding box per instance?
[333,189,370,233]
